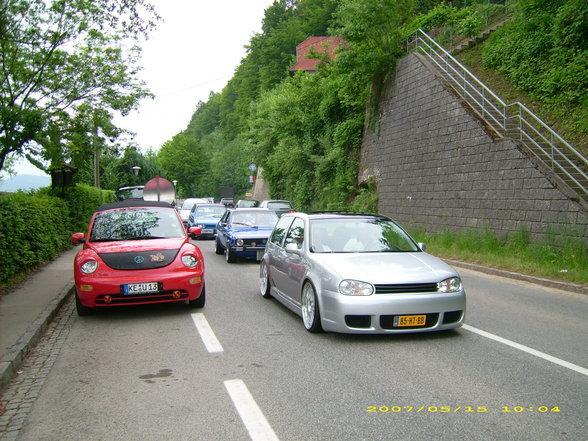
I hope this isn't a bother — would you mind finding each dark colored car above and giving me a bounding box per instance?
[220,198,235,208]
[215,208,279,263]
[71,200,205,316]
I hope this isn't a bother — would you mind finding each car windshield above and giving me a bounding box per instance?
[90,208,185,241]
[195,206,225,217]
[231,211,278,228]
[310,218,420,253]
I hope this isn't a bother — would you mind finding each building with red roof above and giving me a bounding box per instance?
[290,36,344,73]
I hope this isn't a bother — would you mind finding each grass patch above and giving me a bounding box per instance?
[456,44,587,157]
[410,227,588,286]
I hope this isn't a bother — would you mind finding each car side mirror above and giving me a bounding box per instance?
[188,227,202,238]
[418,242,426,252]
[71,233,85,244]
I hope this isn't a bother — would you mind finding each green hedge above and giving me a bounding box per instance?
[0,185,115,285]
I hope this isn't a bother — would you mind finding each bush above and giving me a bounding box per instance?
[0,185,115,285]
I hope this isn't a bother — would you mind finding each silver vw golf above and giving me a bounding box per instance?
[259,212,466,333]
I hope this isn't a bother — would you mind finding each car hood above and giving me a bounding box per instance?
[87,237,188,254]
[193,217,221,225]
[313,252,457,284]
[229,227,274,238]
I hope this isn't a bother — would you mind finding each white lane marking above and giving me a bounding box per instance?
[224,379,280,441]
[190,313,224,353]
[462,324,588,377]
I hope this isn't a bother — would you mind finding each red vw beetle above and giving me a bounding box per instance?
[71,200,205,315]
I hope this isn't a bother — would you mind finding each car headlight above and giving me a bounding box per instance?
[182,255,199,268]
[339,280,374,296]
[438,277,462,293]
[236,238,244,246]
[81,260,98,274]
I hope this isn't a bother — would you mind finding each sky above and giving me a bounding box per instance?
[11,0,275,177]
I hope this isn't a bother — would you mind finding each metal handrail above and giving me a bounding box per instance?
[407,29,588,198]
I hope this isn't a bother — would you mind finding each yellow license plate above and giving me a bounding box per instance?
[394,315,426,327]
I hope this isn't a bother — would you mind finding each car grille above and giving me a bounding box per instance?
[99,249,179,270]
[241,238,267,247]
[374,283,438,294]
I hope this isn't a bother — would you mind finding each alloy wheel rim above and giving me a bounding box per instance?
[301,285,315,329]
[260,264,268,295]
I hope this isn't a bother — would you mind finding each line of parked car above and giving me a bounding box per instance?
[70,195,466,335]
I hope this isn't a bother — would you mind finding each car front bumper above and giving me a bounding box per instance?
[319,289,466,334]
[75,268,204,308]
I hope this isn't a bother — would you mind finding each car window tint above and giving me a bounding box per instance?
[90,208,184,241]
[270,216,294,246]
[284,217,305,249]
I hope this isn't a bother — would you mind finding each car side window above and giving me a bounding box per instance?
[270,216,294,246]
[284,217,305,250]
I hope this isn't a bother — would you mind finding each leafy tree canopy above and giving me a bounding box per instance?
[0,0,159,174]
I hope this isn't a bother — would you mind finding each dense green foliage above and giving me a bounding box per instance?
[0,0,158,176]
[0,185,113,284]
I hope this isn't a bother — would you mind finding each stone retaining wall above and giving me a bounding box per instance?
[360,53,587,245]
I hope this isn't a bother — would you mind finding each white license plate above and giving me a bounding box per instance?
[203,229,213,234]
[256,250,265,260]
[123,282,159,295]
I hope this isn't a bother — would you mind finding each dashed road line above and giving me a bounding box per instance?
[190,313,224,353]
[224,379,280,441]
[462,324,588,377]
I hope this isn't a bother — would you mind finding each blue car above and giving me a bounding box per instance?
[215,208,279,263]
[188,204,226,239]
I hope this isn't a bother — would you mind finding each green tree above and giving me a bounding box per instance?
[157,134,209,198]
[0,0,159,174]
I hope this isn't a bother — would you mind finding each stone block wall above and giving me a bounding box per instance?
[360,53,587,245]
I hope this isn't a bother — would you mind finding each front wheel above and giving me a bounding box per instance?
[188,284,206,308]
[225,246,237,263]
[215,237,224,255]
[259,262,272,298]
[75,294,94,316]
[301,282,322,333]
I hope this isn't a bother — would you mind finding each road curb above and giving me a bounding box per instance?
[445,259,588,295]
[0,284,74,391]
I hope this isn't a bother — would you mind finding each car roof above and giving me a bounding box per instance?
[228,208,275,213]
[284,211,390,221]
[96,200,174,212]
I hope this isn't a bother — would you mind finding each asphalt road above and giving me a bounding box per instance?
[12,241,588,441]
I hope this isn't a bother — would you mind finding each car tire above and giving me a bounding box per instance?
[301,282,322,333]
[226,246,237,263]
[259,261,273,299]
[215,237,224,255]
[75,294,94,316]
[189,284,206,308]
